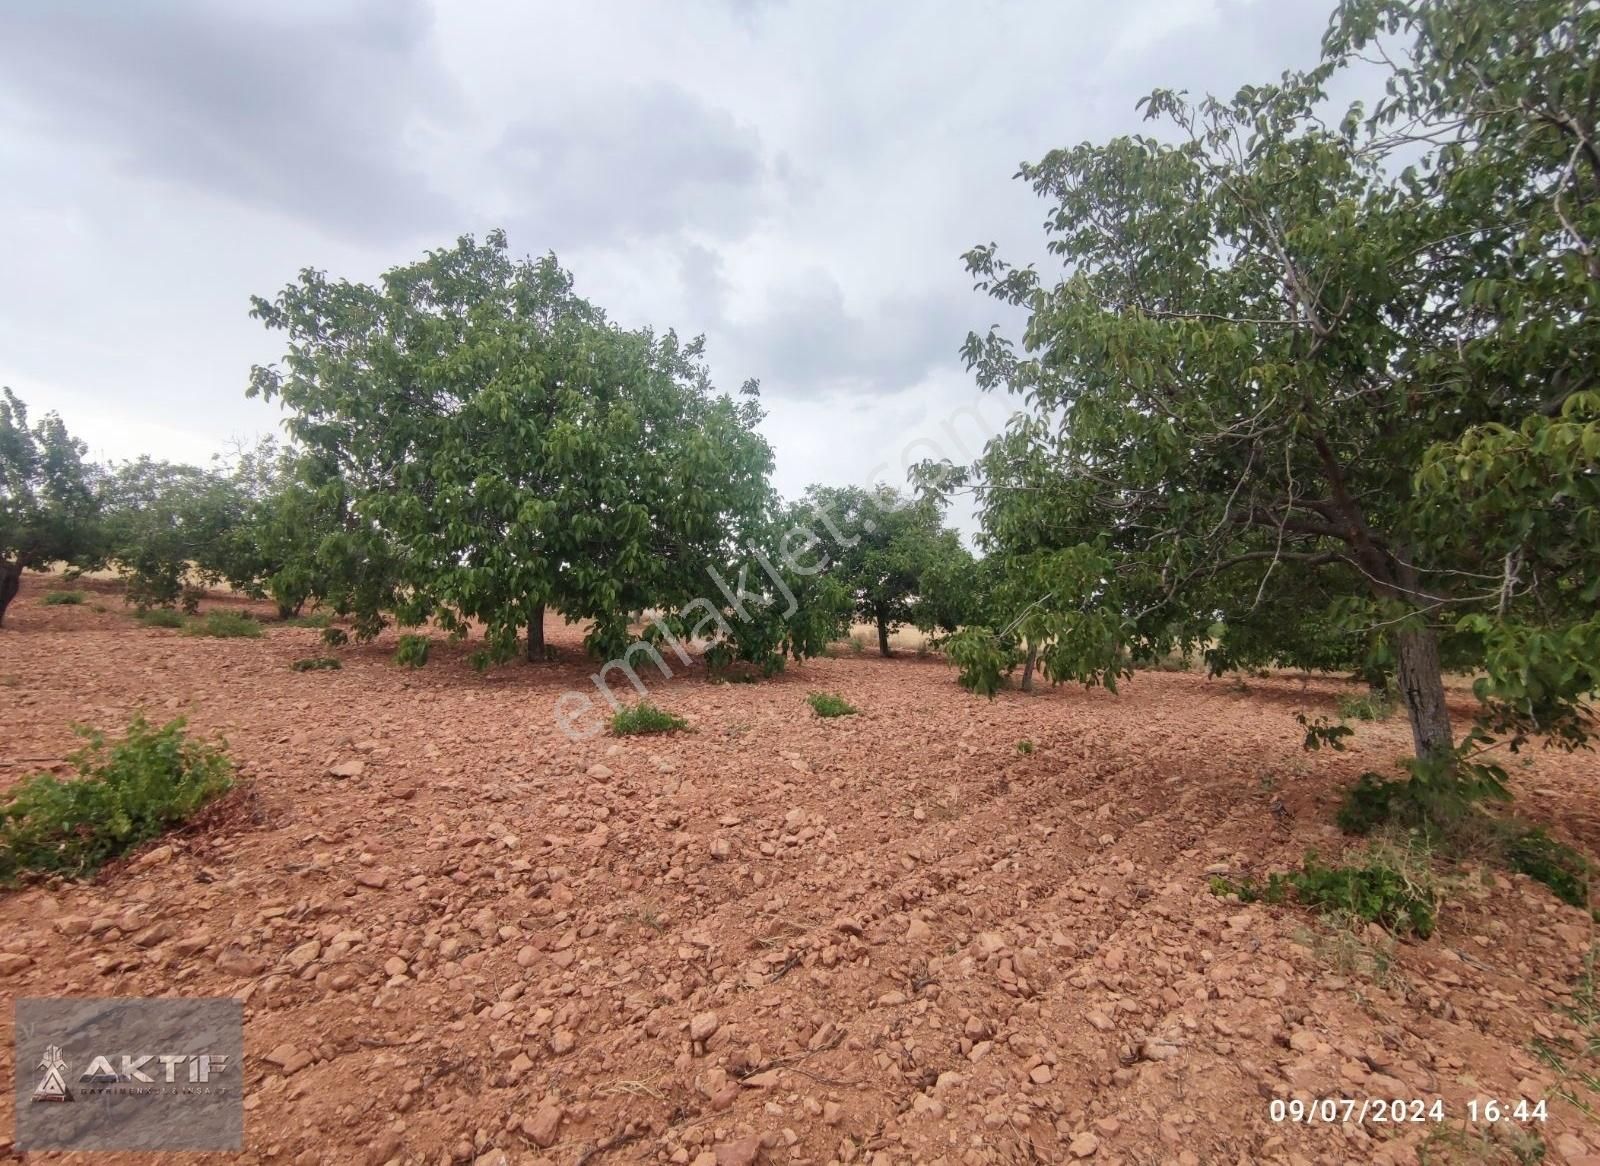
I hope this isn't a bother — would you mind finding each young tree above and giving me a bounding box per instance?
[958,0,1598,783]
[0,388,98,626]
[248,231,775,664]
[804,484,975,656]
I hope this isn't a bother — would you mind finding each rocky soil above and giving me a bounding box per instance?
[2,580,1598,1165]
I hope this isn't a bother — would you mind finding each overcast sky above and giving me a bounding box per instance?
[0,0,1331,529]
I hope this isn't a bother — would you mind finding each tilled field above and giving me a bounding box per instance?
[2,582,1598,1165]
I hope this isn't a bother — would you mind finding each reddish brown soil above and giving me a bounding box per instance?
[2,579,1598,1165]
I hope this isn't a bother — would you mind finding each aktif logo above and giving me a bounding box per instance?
[32,1045,72,1103]
[31,1048,232,1100]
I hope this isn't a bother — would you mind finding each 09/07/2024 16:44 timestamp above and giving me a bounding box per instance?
[1269,1097,1549,1124]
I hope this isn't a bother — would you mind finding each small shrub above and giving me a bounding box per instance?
[321,626,350,648]
[284,610,333,628]
[1211,846,1437,938]
[393,634,430,667]
[42,590,87,606]
[290,656,342,673]
[0,716,233,884]
[848,634,867,656]
[186,611,263,639]
[1016,739,1035,755]
[134,608,186,629]
[610,702,687,736]
[806,691,858,718]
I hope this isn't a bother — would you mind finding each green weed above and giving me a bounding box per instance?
[806,692,858,718]
[609,702,688,736]
[0,716,233,884]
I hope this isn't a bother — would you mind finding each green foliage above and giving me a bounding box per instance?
[185,610,262,639]
[949,0,1600,772]
[1213,847,1438,938]
[289,656,342,673]
[802,484,976,656]
[393,634,431,668]
[1016,739,1035,755]
[0,716,233,884]
[1504,827,1591,908]
[1,388,99,626]
[943,627,1019,698]
[283,610,333,628]
[321,626,349,648]
[41,590,86,606]
[134,608,186,629]
[249,231,777,665]
[806,691,857,718]
[207,440,351,621]
[95,457,244,611]
[684,504,854,679]
[1296,713,1356,752]
[609,702,687,736]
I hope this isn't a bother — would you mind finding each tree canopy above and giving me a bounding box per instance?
[0,388,97,625]
[803,484,975,656]
[248,230,781,665]
[947,0,1598,789]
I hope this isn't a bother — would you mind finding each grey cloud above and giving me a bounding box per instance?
[0,0,459,240]
[725,268,985,399]
[498,82,767,247]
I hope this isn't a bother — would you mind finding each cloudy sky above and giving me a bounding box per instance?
[0,0,1331,526]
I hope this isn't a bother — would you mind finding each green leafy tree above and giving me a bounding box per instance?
[97,458,243,611]
[248,231,776,664]
[210,439,349,619]
[0,388,98,626]
[803,484,975,656]
[956,0,1598,789]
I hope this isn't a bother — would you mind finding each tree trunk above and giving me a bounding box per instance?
[526,603,546,661]
[1395,625,1453,760]
[1021,644,1039,693]
[877,615,891,657]
[0,559,20,628]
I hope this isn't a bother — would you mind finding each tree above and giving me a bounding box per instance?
[956,0,1598,792]
[209,439,349,619]
[96,458,243,611]
[0,388,97,626]
[803,484,975,656]
[248,231,776,664]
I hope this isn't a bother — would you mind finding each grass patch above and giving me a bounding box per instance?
[282,610,333,628]
[1504,826,1591,908]
[609,702,687,736]
[290,656,342,673]
[1530,942,1600,1118]
[1337,773,1592,908]
[1212,842,1438,938]
[185,610,263,639]
[1293,910,1404,990]
[134,608,186,629]
[0,716,233,885]
[42,590,87,606]
[806,691,858,718]
[848,634,867,656]
[1016,739,1035,755]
